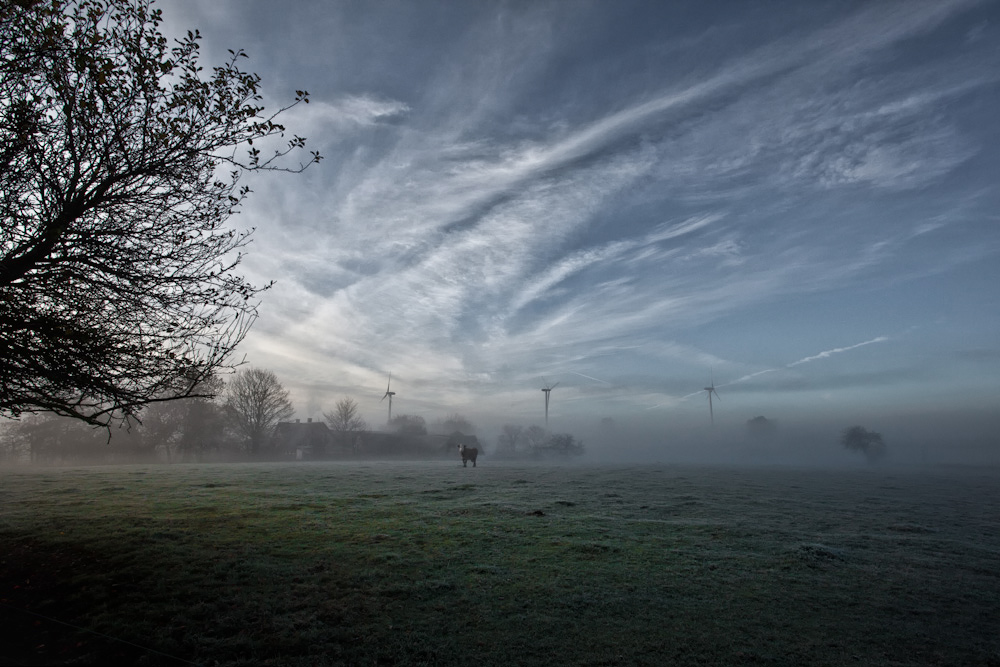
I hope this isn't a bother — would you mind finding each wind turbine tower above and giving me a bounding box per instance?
[541,381,559,430]
[703,374,720,426]
[381,373,396,423]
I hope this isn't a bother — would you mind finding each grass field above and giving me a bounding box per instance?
[1,460,998,666]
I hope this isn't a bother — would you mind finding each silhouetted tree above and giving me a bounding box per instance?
[440,413,475,434]
[4,412,108,463]
[0,0,320,428]
[138,374,227,461]
[173,377,229,460]
[389,414,427,436]
[840,425,886,463]
[497,424,523,454]
[224,368,294,456]
[324,397,368,450]
[746,416,777,439]
[130,397,183,460]
[536,433,585,457]
[523,425,547,450]
[0,381,230,463]
[0,420,20,462]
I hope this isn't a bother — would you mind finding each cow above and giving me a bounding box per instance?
[458,443,478,467]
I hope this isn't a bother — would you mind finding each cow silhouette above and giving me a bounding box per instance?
[458,444,478,467]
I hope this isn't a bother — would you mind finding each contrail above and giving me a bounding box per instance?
[786,336,889,367]
[719,368,779,388]
[568,371,614,385]
[641,335,891,410]
[713,336,890,389]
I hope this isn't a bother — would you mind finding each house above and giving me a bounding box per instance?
[270,422,481,460]
[271,418,333,460]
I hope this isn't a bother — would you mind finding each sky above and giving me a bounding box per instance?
[160,0,1000,462]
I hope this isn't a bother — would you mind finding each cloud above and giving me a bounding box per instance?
[313,0,981,254]
[320,95,411,127]
[208,0,998,428]
[507,213,723,314]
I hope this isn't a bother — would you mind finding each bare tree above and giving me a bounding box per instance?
[324,397,368,450]
[0,0,320,428]
[224,368,294,456]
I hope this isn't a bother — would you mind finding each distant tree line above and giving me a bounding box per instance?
[0,367,293,463]
[495,423,584,459]
[0,367,490,464]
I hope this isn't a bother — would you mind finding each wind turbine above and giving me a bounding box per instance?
[381,372,396,423]
[541,381,559,430]
[703,373,720,425]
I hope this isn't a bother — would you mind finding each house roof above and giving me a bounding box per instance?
[273,421,331,449]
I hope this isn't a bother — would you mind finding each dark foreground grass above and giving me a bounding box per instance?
[1,461,998,666]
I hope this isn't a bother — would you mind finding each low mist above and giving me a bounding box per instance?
[4,402,998,469]
[557,409,1000,468]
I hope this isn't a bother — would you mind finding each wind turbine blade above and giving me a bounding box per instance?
[551,382,560,390]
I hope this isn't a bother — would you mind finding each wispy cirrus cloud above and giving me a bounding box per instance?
[312,95,410,128]
[213,0,999,426]
[507,213,723,314]
[286,0,982,254]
